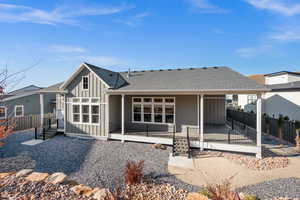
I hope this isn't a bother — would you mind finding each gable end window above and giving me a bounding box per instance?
[82,76,89,90]
[15,105,24,117]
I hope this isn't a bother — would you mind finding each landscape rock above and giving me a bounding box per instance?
[153,143,167,150]
[0,172,15,178]
[92,188,114,200]
[185,192,210,200]
[71,184,93,196]
[46,172,67,184]
[15,169,33,178]
[25,172,49,182]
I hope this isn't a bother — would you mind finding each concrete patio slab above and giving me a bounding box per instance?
[21,139,44,146]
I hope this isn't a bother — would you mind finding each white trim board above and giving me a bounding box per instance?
[65,133,108,140]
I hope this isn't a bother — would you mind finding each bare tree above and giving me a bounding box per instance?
[0,61,40,146]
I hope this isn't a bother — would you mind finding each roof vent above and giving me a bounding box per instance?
[141,70,145,72]
[203,67,207,69]
[168,69,172,71]
[214,67,218,69]
[159,69,164,71]
[150,70,154,72]
[177,68,182,71]
[189,68,194,70]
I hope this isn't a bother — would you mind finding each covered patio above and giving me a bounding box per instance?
[108,92,262,158]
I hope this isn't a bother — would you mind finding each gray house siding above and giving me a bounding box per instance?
[65,67,108,137]
[109,95,225,133]
[1,93,55,117]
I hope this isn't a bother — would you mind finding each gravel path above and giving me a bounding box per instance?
[0,130,199,191]
[236,178,300,199]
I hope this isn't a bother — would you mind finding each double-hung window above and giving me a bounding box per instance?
[15,105,24,117]
[132,97,175,124]
[82,76,89,90]
[71,98,100,125]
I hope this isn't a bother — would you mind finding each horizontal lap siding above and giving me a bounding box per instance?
[65,68,107,137]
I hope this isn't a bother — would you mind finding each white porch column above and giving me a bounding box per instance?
[256,94,262,159]
[121,94,125,142]
[200,94,204,150]
[105,94,110,137]
[40,93,44,129]
[63,94,66,134]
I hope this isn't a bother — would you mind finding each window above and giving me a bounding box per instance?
[71,97,100,125]
[82,76,89,90]
[91,105,99,123]
[72,105,80,122]
[82,105,89,123]
[132,97,175,124]
[15,105,24,117]
[247,95,257,105]
[0,106,6,119]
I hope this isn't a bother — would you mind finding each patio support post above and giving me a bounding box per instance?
[121,94,125,142]
[105,94,110,137]
[200,94,204,150]
[256,93,262,159]
[63,94,67,136]
[40,93,44,131]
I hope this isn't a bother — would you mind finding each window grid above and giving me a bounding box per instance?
[71,97,100,125]
[132,97,175,124]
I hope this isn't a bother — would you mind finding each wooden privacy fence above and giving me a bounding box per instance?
[227,109,297,144]
[13,113,55,132]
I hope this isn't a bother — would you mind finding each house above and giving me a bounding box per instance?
[0,85,56,120]
[41,63,268,158]
[237,71,300,121]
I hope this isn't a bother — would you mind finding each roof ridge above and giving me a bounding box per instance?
[119,66,228,73]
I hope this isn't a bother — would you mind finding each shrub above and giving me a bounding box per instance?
[206,179,241,200]
[124,160,144,185]
[199,188,212,198]
[283,116,289,121]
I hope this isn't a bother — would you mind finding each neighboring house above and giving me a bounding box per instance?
[45,62,267,158]
[0,85,56,119]
[238,71,300,121]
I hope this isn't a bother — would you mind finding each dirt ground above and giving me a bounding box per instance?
[168,154,300,188]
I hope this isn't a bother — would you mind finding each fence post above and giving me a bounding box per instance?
[34,127,37,139]
[146,124,149,137]
[228,129,231,144]
[48,118,51,129]
[57,119,59,129]
[43,128,45,140]
[231,118,234,130]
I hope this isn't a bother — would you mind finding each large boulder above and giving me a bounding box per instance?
[25,172,49,182]
[0,172,15,179]
[46,172,67,184]
[92,188,114,200]
[15,169,33,178]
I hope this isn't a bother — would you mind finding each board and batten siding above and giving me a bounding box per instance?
[65,67,108,137]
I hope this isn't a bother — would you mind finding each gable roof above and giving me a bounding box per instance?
[111,66,268,93]
[38,82,64,93]
[7,85,42,96]
[60,63,126,90]
[264,71,300,77]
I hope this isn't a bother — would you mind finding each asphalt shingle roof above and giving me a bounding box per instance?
[112,66,268,92]
[85,63,127,89]
[38,82,64,93]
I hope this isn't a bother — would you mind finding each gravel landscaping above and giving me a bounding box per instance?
[0,130,199,192]
[236,178,300,199]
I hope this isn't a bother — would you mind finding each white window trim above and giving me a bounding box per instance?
[132,97,176,125]
[0,106,7,119]
[71,97,100,126]
[14,105,24,117]
[82,76,89,90]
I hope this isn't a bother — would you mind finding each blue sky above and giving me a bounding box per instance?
[1,0,300,89]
